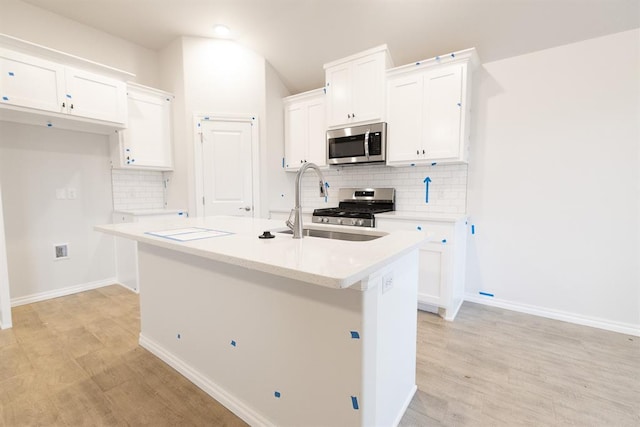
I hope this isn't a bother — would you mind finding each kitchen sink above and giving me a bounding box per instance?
[277,228,385,241]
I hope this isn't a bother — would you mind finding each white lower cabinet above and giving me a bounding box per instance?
[113,210,187,291]
[376,216,468,320]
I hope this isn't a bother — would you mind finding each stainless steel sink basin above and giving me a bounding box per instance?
[277,228,384,241]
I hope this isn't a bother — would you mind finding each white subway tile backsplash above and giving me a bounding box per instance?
[111,169,165,210]
[300,163,468,214]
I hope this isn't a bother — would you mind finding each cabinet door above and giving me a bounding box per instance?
[325,63,351,127]
[306,98,326,167]
[351,53,385,124]
[284,102,307,170]
[418,243,449,307]
[423,65,463,161]
[122,89,173,169]
[0,49,64,113]
[386,73,423,164]
[65,67,127,124]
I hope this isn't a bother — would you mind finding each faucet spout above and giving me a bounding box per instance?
[286,162,328,239]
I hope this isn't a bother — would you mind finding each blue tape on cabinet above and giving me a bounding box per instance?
[479,291,494,297]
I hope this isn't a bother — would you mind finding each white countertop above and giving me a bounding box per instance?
[376,211,467,222]
[96,216,427,290]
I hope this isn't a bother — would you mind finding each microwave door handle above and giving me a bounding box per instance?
[364,129,370,158]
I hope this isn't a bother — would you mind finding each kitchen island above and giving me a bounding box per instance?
[95,216,426,426]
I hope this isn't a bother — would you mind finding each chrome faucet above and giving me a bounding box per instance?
[286,162,328,239]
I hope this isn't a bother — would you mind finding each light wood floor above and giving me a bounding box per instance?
[0,285,638,426]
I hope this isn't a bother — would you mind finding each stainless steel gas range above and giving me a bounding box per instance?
[312,187,395,228]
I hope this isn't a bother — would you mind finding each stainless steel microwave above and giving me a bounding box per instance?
[327,122,387,165]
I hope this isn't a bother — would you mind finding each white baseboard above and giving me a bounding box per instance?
[465,293,640,337]
[10,277,119,307]
[139,334,275,427]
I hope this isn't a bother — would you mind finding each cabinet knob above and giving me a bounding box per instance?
[347,114,351,118]
[422,149,425,155]
[62,102,65,108]
[70,104,74,110]
[416,150,419,155]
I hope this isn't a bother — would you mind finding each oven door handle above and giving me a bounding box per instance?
[364,129,370,158]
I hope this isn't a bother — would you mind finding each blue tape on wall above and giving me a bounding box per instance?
[351,396,359,410]
[230,340,236,347]
[423,177,431,203]
[8,72,14,76]
[471,225,475,235]
[2,96,8,101]
[442,239,447,244]
[274,391,281,398]
[350,331,360,339]
[479,291,494,297]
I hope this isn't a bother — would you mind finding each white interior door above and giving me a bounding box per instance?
[201,120,254,217]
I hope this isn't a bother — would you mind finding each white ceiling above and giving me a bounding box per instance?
[19,0,640,93]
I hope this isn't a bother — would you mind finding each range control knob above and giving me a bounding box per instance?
[337,219,343,225]
[322,217,329,223]
[356,219,364,226]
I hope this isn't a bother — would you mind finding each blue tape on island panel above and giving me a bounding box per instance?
[351,396,359,410]
[479,291,494,297]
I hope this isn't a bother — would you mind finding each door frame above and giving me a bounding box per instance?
[0,182,13,329]
[193,113,260,218]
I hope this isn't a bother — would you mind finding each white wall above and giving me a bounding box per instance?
[161,37,272,216]
[0,122,116,301]
[0,182,11,328]
[0,0,161,87]
[466,29,640,333]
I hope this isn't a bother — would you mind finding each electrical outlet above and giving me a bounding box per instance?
[67,188,77,199]
[55,188,67,200]
[382,272,394,294]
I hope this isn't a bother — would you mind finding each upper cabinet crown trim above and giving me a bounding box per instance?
[323,44,394,69]
[387,47,480,77]
[0,33,135,80]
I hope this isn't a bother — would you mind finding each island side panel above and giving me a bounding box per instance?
[363,249,419,426]
[136,242,366,427]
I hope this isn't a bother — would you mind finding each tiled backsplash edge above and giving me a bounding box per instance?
[112,169,165,211]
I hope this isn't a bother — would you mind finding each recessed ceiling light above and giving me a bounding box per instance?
[213,25,231,37]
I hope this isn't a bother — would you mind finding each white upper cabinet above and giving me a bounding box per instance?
[63,67,127,124]
[0,38,131,134]
[386,49,478,166]
[324,45,393,128]
[284,88,326,171]
[111,83,173,170]
[0,49,64,113]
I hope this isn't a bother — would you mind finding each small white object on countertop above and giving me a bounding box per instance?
[95,215,426,290]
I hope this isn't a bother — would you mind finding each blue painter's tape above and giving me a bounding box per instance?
[442,239,447,244]
[197,122,201,127]
[274,391,281,398]
[435,56,440,61]
[416,226,422,231]
[457,102,461,107]
[416,62,420,66]
[252,117,255,120]
[2,96,8,101]
[230,340,236,347]
[351,396,359,410]
[8,72,14,76]
[177,333,181,339]
[451,53,456,58]
[47,123,52,127]
[282,157,285,168]
[204,116,210,120]
[350,331,360,339]
[410,163,415,167]
[471,224,475,234]
[431,162,437,166]
[66,94,72,99]
[323,87,326,94]
[479,291,494,297]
